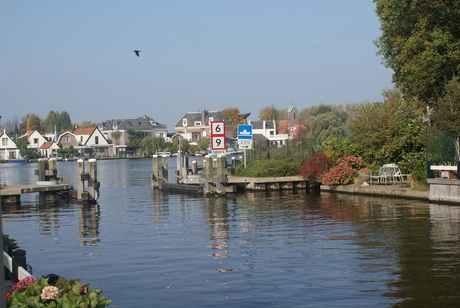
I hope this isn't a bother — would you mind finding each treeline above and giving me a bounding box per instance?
[1,111,97,138]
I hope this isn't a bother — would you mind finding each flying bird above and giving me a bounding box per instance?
[133,50,141,57]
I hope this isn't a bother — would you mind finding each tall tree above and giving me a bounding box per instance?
[44,111,58,133]
[300,104,348,148]
[26,114,42,132]
[57,111,72,132]
[374,0,460,105]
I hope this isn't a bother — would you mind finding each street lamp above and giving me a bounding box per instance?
[423,106,432,178]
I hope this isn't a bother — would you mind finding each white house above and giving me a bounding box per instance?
[39,141,61,158]
[0,130,20,161]
[20,130,48,151]
[73,127,110,156]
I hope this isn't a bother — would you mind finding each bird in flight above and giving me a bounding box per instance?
[133,50,141,57]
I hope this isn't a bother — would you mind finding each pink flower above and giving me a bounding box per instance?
[40,286,60,300]
[12,276,37,291]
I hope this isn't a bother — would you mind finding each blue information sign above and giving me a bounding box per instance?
[237,125,253,139]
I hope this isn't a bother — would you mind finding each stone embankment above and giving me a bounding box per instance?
[320,184,429,200]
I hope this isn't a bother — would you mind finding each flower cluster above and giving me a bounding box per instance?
[337,155,364,170]
[6,276,113,307]
[322,155,365,185]
[41,286,60,300]
[298,153,334,183]
[322,163,355,185]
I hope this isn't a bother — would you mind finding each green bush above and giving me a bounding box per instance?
[235,158,302,177]
[6,276,113,307]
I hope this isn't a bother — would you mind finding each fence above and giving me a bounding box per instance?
[246,138,316,162]
[426,131,458,165]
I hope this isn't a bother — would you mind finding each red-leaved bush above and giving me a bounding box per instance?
[299,154,334,184]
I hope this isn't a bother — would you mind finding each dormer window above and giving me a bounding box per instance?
[183,119,188,127]
[194,121,201,126]
[208,117,214,125]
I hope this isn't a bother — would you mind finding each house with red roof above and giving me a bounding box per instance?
[40,141,60,158]
[72,127,110,157]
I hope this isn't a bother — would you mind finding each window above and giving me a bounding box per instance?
[34,138,39,144]
[2,138,7,146]
[64,136,70,143]
[183,118,188,127]
[194,121,201,126]
[270,130,274,136]
[208,117,214,124]
[95,136,99,144]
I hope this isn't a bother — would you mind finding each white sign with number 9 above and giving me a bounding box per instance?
[212,136,226,150]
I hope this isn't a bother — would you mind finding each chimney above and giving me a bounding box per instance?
[201,109,207,125]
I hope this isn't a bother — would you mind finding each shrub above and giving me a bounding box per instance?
[298,153,334,184]
[235,158,302,177]
[322,163,355,185]
[322,155,365,185]
[6,276,113,307]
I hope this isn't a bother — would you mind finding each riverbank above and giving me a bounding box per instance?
[320,184,429,200]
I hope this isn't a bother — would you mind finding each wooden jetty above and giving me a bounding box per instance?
[1,158,100,204]
[152,152,307,195]
[0,183,74,204]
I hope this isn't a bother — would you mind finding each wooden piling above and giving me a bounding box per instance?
[77,159,99,203]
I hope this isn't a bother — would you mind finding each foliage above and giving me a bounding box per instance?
[374,0,460,105]
[126,129,145,154]
[322,155,365,186]
[321,136,361,159]
[235,158,302,177]
[346,89,424,173]
[299,104,348,149]
[16,137,39,159]
[221,107,245,138]
[322,164,356,186]
[26,114,42,132]
[57,145,77,158]
[258,105,287,122]
[6,276,113,307]
[298,153,335,184]
[430,79,460,133]
[196,136,210,151]
[110,131,122,146]
[138,135,167,155]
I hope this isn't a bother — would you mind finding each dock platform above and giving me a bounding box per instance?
[0,184,74,204]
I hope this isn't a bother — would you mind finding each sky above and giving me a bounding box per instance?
[0,0,394,131]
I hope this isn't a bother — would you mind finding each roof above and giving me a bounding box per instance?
[287,105,297,113]
[40,141,54,149]
[175,110,230,127]
[250,120,275,130]
[100,115,167,131]
[73,127,96,135]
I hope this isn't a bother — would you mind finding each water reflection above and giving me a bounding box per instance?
[78,204,100,247]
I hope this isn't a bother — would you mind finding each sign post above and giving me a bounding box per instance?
[237,125,253,168]
[210,121,226,155]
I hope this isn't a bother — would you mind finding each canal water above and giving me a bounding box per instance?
[1,158,460,307]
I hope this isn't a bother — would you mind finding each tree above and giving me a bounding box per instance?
[57,111,72,132]
[430,79,460,132]
[374,0,460,105]
[258,105,287,122]
[111,131,122,145]
[346,89,424,172]
[221,107,245,138]
[26,114,42,132]
[2,116,21,137]
[138,135,167,155]
[299,104,348,148]
[44,111,58,133]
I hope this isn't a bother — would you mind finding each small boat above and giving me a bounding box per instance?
[8,158,28,163]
